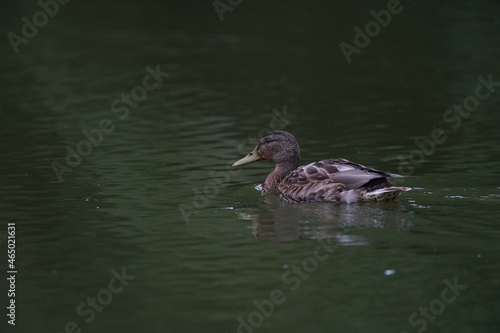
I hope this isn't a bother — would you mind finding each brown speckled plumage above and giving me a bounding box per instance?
[232,131,411,203]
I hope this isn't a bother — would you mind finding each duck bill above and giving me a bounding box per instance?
[232,146,262,167]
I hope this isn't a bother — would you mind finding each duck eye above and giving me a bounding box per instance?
[263,138,274,144]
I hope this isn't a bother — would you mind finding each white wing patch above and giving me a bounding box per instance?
[335,164,356,172]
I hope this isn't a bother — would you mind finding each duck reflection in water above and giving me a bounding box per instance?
[233,190,412,243]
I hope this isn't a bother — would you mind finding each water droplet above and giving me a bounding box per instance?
[384,269,396,276]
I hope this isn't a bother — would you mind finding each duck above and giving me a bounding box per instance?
[232,130,411,203]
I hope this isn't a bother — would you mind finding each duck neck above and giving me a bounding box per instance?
[263,160,298,192]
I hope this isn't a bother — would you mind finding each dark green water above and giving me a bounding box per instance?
[1,1,500,332]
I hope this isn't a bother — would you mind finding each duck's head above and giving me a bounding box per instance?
[232,130,300,169]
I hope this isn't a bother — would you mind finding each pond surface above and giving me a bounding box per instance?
[1,0,500,332]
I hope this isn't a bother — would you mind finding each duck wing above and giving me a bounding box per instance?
[278,158,403,202]
[318,158,402,189]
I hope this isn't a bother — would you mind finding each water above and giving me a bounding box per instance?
[1,0,500,332]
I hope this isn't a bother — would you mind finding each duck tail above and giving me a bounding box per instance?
[366,186,412,201]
